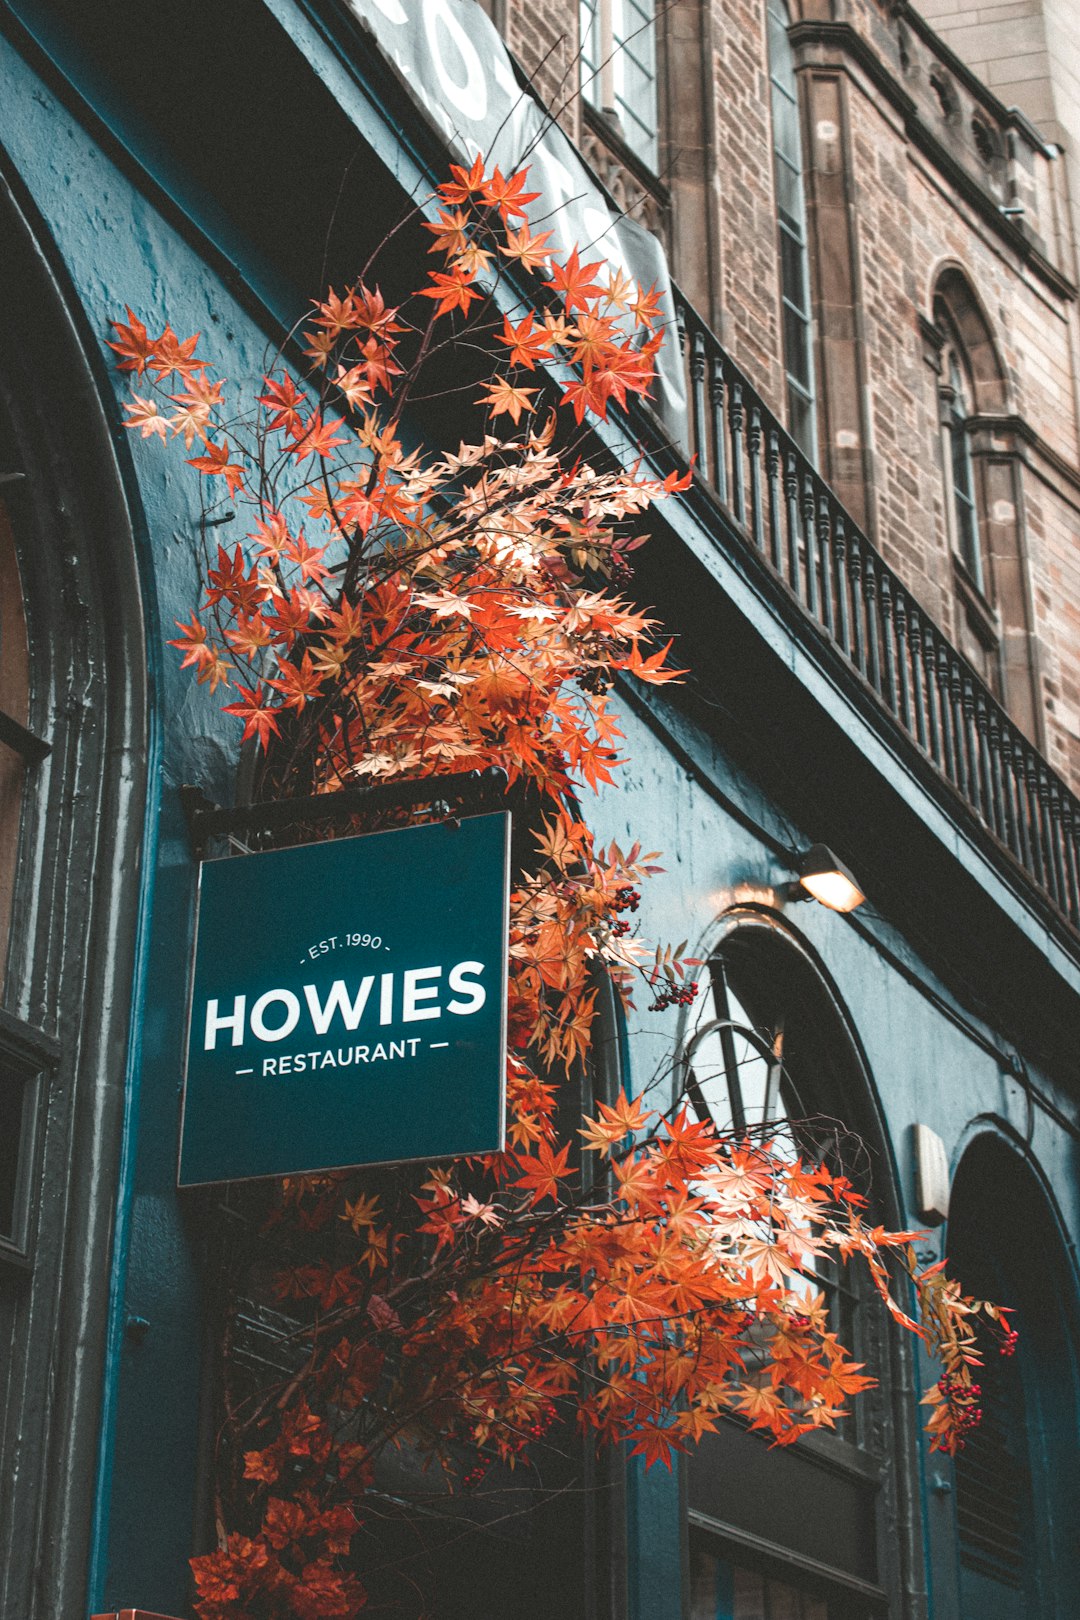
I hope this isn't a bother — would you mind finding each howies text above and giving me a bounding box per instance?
[203,960,486,1050]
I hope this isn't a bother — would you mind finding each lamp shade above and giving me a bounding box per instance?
[795,844,866,913]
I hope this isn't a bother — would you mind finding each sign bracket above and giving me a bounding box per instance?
[179,766,509,861]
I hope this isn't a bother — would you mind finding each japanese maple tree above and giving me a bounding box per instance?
[113,157,1010,1620]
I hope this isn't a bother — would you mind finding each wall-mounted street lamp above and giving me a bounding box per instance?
[786,844,866,913]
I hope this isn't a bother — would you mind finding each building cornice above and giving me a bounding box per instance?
[788,20,1077,304]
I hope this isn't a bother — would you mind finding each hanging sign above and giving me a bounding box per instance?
[178,811,509,1185]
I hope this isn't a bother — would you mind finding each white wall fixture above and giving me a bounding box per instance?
[913,1122,951,1224]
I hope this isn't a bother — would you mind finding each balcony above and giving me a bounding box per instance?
[670,289,1080,936]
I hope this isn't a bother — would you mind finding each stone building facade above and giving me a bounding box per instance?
[500,0,1080,784]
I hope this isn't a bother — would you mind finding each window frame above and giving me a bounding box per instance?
[0,1010,59,1269]
[936,324,987,596]
[580,0,660,173]
[767,0,818,463]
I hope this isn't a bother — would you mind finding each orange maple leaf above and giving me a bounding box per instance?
[479,377,538,425]
[107,307,155,373]
[438,153,487,207]
[418,268,482,318]
[188,437,246,497]
[500,224,554,273]
[545,249,607,313]
[497,312,552,370]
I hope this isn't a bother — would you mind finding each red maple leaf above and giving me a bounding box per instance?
[545,249,607,313]
[188,436,246,497]
[259,373,305,434]
[512,1140,574,1206]
[288,410,348,462]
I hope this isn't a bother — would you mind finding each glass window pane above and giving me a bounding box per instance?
[784,306,812,388]
[768,0,816,461]
[775,156,803,233]
[787,387,815,459]
[0,498,30,995]
[771,88,801,166]
[0,1060,26,1242]
[780,228,809,312]
[580,0,599,90]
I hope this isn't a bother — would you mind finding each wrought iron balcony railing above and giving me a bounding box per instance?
[672,289,1080,934]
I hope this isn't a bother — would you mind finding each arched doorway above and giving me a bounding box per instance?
[0,155,149,1620]
[682,910,923,1618]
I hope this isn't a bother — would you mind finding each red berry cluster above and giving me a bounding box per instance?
[937,1374,983,1447]
[611,918,632,937]
[462,1464,489,1490]
[649,980,700,1013]
[577,666,614,696]
[999,1328,1019,1357]
[613,885,641,913]
[522,1399,557,1442]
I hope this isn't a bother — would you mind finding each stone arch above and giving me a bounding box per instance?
[931,263,1009,415]
[923,262,1040,741]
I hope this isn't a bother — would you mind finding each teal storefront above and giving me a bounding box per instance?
[1,4,1079,1618]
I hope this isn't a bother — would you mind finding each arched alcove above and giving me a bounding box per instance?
[946,1133,1080,1618]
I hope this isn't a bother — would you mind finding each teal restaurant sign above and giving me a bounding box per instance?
[178,812,509,1185]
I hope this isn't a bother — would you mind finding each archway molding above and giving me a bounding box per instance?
[0,148,150,1620]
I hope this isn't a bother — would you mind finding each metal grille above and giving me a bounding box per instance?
[955,1355,1027,1588]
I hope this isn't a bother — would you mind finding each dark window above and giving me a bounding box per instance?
[691,1540,870,1619]
[0,1020,54,1266]
[0,495,33,983]
[0,473,54,1268]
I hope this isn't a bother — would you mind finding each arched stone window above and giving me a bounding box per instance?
[945,1135,1080,1617]
[938,330,983,589]
[767,0,817,462]
[682,913,915,1618]
[925,269,1040,740]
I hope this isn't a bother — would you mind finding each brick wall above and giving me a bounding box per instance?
[707,0,786,413]
[500,0,581,142]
